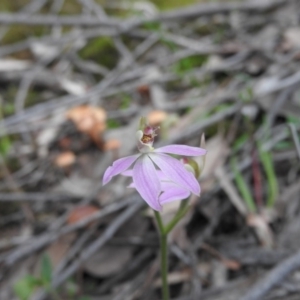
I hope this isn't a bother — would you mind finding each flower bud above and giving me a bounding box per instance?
[181,157,199,178]
[181,134,206,179]
[136,117,159,153]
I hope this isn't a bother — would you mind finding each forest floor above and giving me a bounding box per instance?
[0,0,300,299]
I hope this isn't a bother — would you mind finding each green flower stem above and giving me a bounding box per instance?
[154,211,169,300]
[154,200,191,300]
[164,199,189,234]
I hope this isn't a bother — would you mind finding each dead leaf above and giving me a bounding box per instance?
[137,84,150,97]
[84,245,132,277]
[58,137,72,149]
[247,214,274,248]
[33,233,76,277]
[67,205,100,225]
[55,151,76,168]
[221,258,241,271]
[83,214,147,277]
[66,105,107,149]
[201,136,229,192]
[45,233,76,268]
[147,110,168,126]
[103,139,121,151]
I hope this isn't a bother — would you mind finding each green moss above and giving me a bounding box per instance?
[1,25,49,46]
[107,119,121,129]
[120,94,131,109]
[143,21,162,31]
[79,37,118,69]
[148,0,200,10]
[0,135,11,157]
[59,0,82,15]
[0,0,30,12]
[172,55,208,75]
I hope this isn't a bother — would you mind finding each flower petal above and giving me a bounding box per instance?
[103,154,140,185]
[122,169,133,177]
[154,145,206,156]
[133,155,162,211]
[160,181,184,191]
[160,183,190,204]
[150,153,200,195]
[156,170,170,181]
[127,182,135,188]
[123,169,169,181]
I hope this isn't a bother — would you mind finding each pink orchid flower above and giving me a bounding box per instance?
[123,169,191,206]
[103,120,206,211]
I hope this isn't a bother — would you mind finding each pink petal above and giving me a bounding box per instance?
[133,155,162,211]
[150,153,200,195]
[161,181,184,191]
[154,145,206,156]
[160,183,190,204]
[156,170,170,181]
[123,169,169,181]
[103,154,140,185]
[122,170,133,177]
[127,182,135,188]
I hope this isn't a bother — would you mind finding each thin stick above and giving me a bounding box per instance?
[1,197,135,266]
[289,124,300,161]
[32,200,144,300]
[0,13,120,27]
[241,247,300,300]
[0,1,288,28]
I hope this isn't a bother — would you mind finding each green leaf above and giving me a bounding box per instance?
[13,275,38,300]
[107,119,121,129]
[287,115,300,125]
[258,144,278,207]
[0,135,11,156]
[273,141,292,150]
[231,157,256,213]
[143,21,161,31]
[120,94,131,110]
[40,254,52,284]
[233,133,249,152]
[172,55,208,75]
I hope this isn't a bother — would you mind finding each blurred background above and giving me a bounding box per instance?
[0,0,300,299]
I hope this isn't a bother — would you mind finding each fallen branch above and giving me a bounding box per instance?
[0,0,288,28]
[242,247,300,300]
[32,199,144,300]
[0,196,137,267]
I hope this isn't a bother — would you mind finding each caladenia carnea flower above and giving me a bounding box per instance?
[122,169,191,205]
[103,117,207,211]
